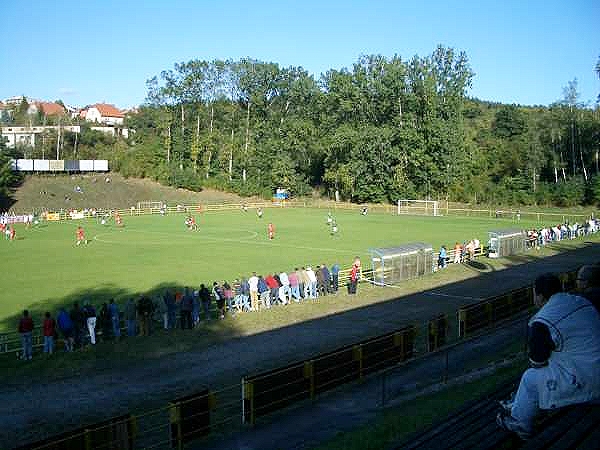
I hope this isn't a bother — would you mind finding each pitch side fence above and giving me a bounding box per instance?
[14,266,585,450]
[9,199,597,225]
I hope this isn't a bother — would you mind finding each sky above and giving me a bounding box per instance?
[1,0,599,109]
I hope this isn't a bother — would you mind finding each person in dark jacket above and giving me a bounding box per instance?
[124,298,137,337]
[164,289,176,329]
[109,298,121,338]
[258,275,271,309]
[137,295,154,336]
[321,264,332,294]
[70,302,85,349]
[180,287,193,329]
[315,265,327,296]
[213,282,225,319]
[199,284,212,321]
[99,302,112,341]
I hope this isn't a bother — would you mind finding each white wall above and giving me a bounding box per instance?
[85,107,124,125]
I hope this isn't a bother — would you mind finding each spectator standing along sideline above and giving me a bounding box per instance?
[18,310,34,360]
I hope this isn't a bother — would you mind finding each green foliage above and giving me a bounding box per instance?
[586,175,600,205]
[163,164,203,191]
[61,48,597,209]
[552,177,586,207]
[493,105,527,139]
[0,140,22,209]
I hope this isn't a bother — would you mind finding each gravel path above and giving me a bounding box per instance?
[2,243,598,449]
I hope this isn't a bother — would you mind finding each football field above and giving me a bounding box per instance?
[0,207,542,331]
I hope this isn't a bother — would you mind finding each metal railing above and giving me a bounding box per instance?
[16,274,543,450]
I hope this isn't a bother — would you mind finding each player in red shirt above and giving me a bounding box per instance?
[9,225,16,241]
[76,226,86,246]
[268,222,275,240]
[115,212,123,227]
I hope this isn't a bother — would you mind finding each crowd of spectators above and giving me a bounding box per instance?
[436,217,600,270]
[438,238,481,269]
[15,263,347,359]
[526,218,599,249]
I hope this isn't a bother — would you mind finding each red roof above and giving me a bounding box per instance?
[36,102,66,116]
[93,103,124,118]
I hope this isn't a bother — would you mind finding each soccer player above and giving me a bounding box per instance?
[327,212,333,225]
[76,226,86,246]
[115,212,123,227]
[189,216,198,231]
[331,219,338,236]
[257,207,263,219]
[9,225,16,241]
[268,222,275,240]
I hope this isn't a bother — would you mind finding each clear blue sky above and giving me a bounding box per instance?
[1,0,598,109]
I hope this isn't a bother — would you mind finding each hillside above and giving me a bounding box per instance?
[9,174,248,212]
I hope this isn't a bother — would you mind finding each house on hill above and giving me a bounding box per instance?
[80,103,125,126]
[28,101,67,117]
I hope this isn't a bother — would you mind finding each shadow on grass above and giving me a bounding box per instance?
[463,259,493,272]
[0,281,241,383]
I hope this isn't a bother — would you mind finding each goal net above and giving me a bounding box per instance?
[137,201,165,212]
[397,199,439,216]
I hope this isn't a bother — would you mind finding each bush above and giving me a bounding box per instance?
[551,177,585,207]
[586,175,600,205]
[163,165,203,192]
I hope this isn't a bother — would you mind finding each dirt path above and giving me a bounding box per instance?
[2,244,598,449]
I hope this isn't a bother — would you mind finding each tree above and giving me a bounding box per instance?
[596,56,600,103]
[13,96,30,126]
[0,139,22,210]
[126,49,598,207]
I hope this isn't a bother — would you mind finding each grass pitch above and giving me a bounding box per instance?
[0,207,544,332]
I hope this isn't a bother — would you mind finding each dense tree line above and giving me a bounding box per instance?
[3,47,600,207]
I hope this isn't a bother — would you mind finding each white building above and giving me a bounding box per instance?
[1,126,80,148]
[81,103,124,126]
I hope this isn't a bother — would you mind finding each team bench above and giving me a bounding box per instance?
[391,377,600,450]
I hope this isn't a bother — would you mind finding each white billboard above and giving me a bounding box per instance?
[79,160,94,171]
[94,160,109,171]
[15,159,33,171]
[33,159,50,171]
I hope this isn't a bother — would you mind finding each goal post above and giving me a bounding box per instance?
[137,201,165,213]
[397,199,439,216]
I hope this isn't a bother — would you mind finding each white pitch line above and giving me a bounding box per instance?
[425,291,485,301]
[92,228,357,256]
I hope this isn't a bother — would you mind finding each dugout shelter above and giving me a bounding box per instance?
[487,229,526,258]
[370,242,434,286]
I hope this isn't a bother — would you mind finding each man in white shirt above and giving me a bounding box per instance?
[248,272,259,311]
[279,271,291,304]
[306,267,318,299]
